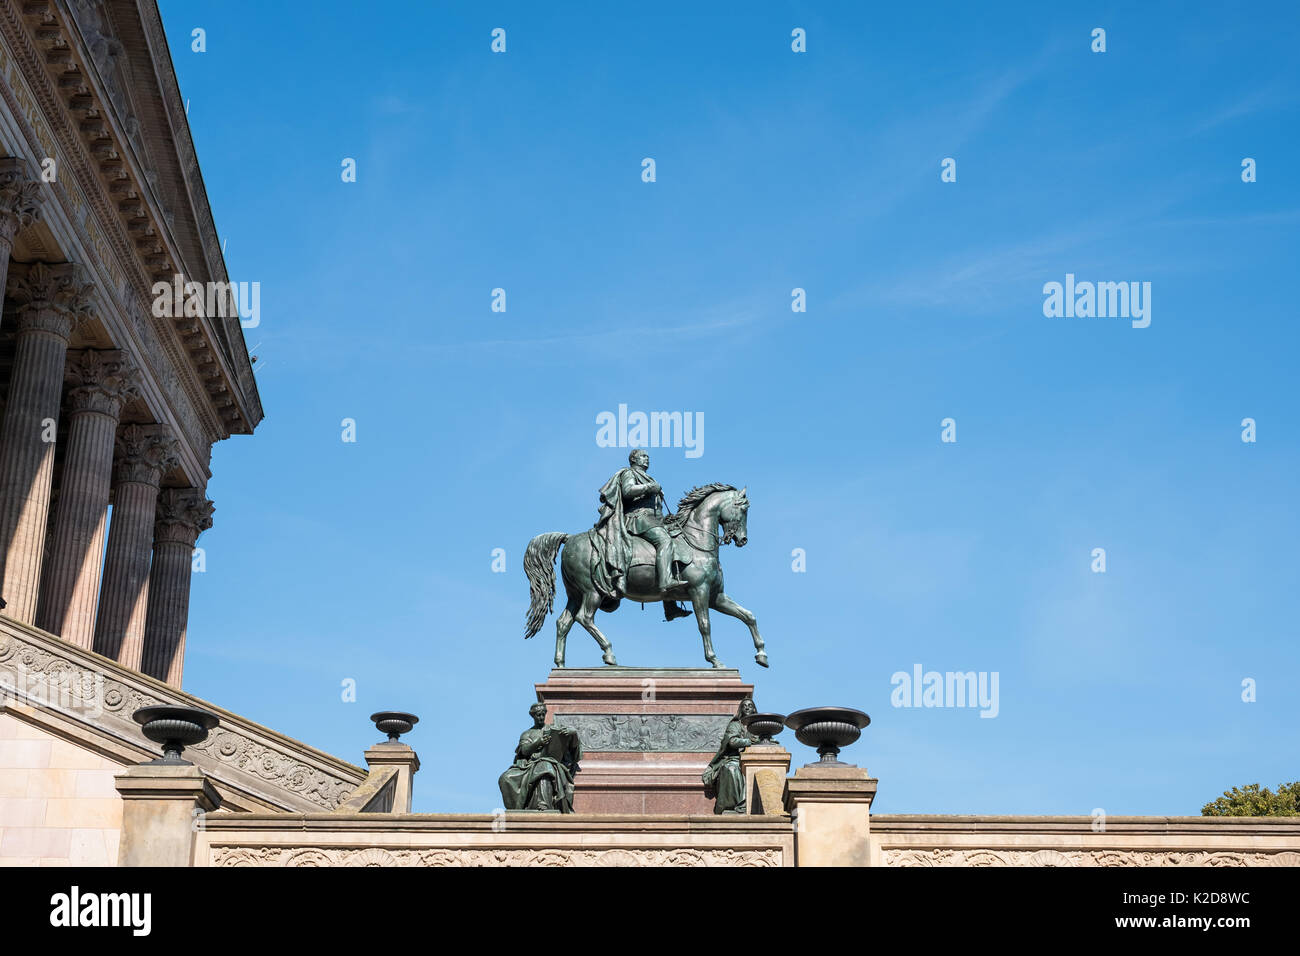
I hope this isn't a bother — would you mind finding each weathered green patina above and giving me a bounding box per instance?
[703,698,758,814]
[497,703,583,813]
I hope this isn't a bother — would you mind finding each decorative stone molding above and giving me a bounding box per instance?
[0,619,365,811]
[0,626,155,717]
[555,713,730,752]
[883,848,1300,867]
[189,730,355,811]
[210,845,783,868]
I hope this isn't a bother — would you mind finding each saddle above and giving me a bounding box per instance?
[627,532,695,571]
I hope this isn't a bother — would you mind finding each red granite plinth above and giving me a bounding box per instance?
[536,668,754,814]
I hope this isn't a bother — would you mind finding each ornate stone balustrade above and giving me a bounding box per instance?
[0,615,365,813]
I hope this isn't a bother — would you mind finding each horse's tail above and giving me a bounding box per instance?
[523,532,568,639]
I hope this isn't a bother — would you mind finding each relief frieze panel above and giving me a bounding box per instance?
[211,845,784,868]
[554,714,730,753]
[0,626,361,811]
[884,848,1300,867]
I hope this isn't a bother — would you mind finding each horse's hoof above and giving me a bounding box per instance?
[755,653,769,668]
[603,654,618,666]
[710,660,725,669]
[554,660,565,668]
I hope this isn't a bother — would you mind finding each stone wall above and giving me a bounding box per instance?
[0,711,123,865]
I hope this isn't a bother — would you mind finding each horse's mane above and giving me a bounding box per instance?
[664,483,736,530]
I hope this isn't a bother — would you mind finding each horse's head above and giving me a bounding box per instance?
[719,486,750,547]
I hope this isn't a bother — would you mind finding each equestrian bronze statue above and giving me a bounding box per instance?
[523,449,768,669]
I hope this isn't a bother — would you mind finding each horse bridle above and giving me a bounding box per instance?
[680,524,720,552]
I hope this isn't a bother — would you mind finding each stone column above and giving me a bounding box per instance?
[0,157,44,303]
[0,263,93,623]
[37,350,139,645]
[141,490,213,687]
[94,425,179,668]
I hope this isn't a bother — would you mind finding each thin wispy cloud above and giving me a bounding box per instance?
[1191,83,1300,134]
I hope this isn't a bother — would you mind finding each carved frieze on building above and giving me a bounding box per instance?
[0,624,361,811]
[554,714,730,752]
[211,845,784,868]
[883,848,1300,867]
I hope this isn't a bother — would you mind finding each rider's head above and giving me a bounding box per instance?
[629,448,649,469]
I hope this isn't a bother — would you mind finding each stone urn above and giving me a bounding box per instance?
[132,705,220,764]
[741,712,786,745]
[784,706,870,765]
[370,711,419,743]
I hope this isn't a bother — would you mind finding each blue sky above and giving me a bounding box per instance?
[159,1,1298,814]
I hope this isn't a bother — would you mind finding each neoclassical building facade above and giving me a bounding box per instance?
[0,2,1296,870]
[0,0,260,688]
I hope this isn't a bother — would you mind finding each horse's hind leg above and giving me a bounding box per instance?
[576,590,618,666]
[554,593,580,668]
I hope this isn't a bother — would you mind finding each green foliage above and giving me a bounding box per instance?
[1201,781,1300,817]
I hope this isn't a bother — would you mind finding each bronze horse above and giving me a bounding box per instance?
[523,484,767,669]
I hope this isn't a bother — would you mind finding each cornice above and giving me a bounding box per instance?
[1,0,261,445]
[130,0,260,426]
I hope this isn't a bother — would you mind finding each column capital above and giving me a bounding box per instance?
[65,349,140,418]
[7,261,96,340]
[155,488,214,546]
[114,423,179,488]
[0,156,44,242]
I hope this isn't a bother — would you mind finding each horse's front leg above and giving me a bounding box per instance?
[711,592,766,668]
[691,584,722,668]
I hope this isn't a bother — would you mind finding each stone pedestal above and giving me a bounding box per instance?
[536,667,753,814]
[785,763,878,867]
[740,744,792,815]
[361,742,420,813]
[114,762,221,866]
